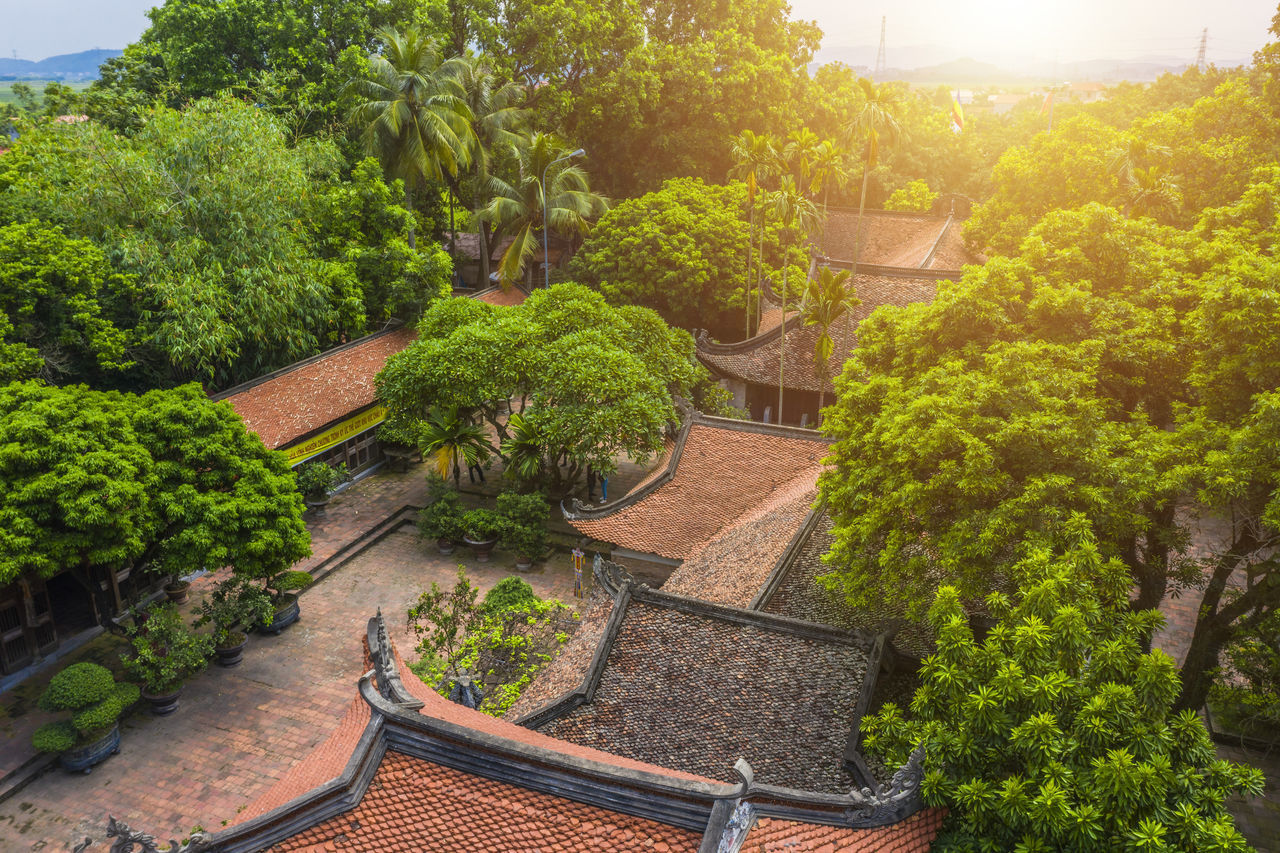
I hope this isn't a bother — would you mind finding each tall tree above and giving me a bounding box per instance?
[479,132,608,288]
[349,25,476,248]
[729,130,778,338]
[845,78,903,274]
[768,176,820,423]
[807,139,850,252]
[802,266,857,418]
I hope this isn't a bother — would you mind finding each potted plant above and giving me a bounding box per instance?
[195,576,273,667]
[378,417,420,473]
[164,574,191,605]
[497,491,549,571]
[260,569,313,634]
[461,508,506,563]
[295,461,348,515]
[31,662,139,774]
[419,476,465,555]
[121,603,213,716]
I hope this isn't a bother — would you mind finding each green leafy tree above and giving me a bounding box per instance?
[0,221,139,385]
[862,523,1264,852]
[846,78,903,268]
[378,285,700,495]
[0,382,311,621]
[479,131,609,288]
[729,130,780,336]
[768,175,821,421]
[884,179,939,213]
[570,177,751,340]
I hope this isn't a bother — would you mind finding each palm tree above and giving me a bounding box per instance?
[769,176,821,424]
[846,78,903,270]
[729,130,778,339]
[1125,165,1182,220]
[803,267,859,419]
[783,127,822,186]
[499,411,545,485]
[808,140,850,253]
[1108,138,1172,186]
[348,26,476,248]
[454,55,529,284]
[421,406,493,486]
[480,132,609,289]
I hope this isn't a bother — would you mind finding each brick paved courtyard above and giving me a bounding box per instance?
[0,464,583,851]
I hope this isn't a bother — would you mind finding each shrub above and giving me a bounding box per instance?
[121,603,215,694]
[482,577,538,614]
[884,179,939,213]
[419,482,464,542]
[1210,610,1280,741]
[461,508,506,541]
[195,576,274,647]
[496,491,549,559]
[295,461,348,501]
[31,663,138,753]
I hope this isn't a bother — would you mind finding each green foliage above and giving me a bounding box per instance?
[418,481,465,542]
[496,491,548,558]
[461,508,506,541]
[1211,610,1280,741]
[270,571,314,597]
[195,576,275,647]
[31,721,79,754]
[884,179,939,213]
[38,662,116,713]
[420,406,492,486]
[861,524,1263,851]
[571,178,751,340]
[295,461,348,501]
[0,221,139,385]
[379,285,701,495]
[122,603,215,694]
[408,567,574,717]
[0,382,311,591]
[481,576,538,614]
[72,683,140,735]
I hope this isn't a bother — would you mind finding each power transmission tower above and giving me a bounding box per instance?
[1196,28,1208,70]
[875,17,887,79]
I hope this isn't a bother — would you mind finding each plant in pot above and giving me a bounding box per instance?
[163,573,192,605]
[461,508,506,563]
[31,662,140,774]
[378,417,420,473]
[419,476,465,555]
[259,569,313,634]
[296,461,348,515]
[195,576,273,667]
[121,603,213,716]
[497,491,548,571]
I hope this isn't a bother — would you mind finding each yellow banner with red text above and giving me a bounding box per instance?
[286,405,386,465]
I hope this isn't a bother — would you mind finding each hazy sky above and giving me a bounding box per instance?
[0,0,1276,64]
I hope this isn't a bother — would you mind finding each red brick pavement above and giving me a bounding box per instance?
[0,463,582,851]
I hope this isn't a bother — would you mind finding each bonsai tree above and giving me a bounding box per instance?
[295,461,348,503]
[121,603,214,697]
[31,662,139,756]
[263,569,313,608]
[481,576,539,615]
[860,520,1265,851]
[496,491,548,561]
[195,576,274,650]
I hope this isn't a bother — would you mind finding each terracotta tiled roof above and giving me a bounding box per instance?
[219,326,415,450]
[820,210,949,267]
[698,274,937,391]
[268,751,703,852]
[741,808,946,851]
[662,478,818,607]
[925,223,983,270]
[569,421,829,560]
[760,509,934,659]
[537,595,870,792]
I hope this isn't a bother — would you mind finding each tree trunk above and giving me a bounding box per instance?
[847,166,870,347]
[778,236,788,424]
[746,205,755,340]
[405,185,416,250]
[479,222,492,288]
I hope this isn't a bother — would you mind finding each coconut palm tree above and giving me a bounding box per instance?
[421,406,493,486]
[348,26,476,248]
[1125,165,1182,220]
[454,55,529,284]
[803,267,859,419]
[769,176,821,424]
[729,129,778,338]
[480,132,609,289]
[783,127,822,186]
[846,78,903,270]
[808,140,850,253]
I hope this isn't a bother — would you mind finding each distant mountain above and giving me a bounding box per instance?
[0,49,122,80]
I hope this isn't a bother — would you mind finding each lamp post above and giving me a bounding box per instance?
[542,148,585,289]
